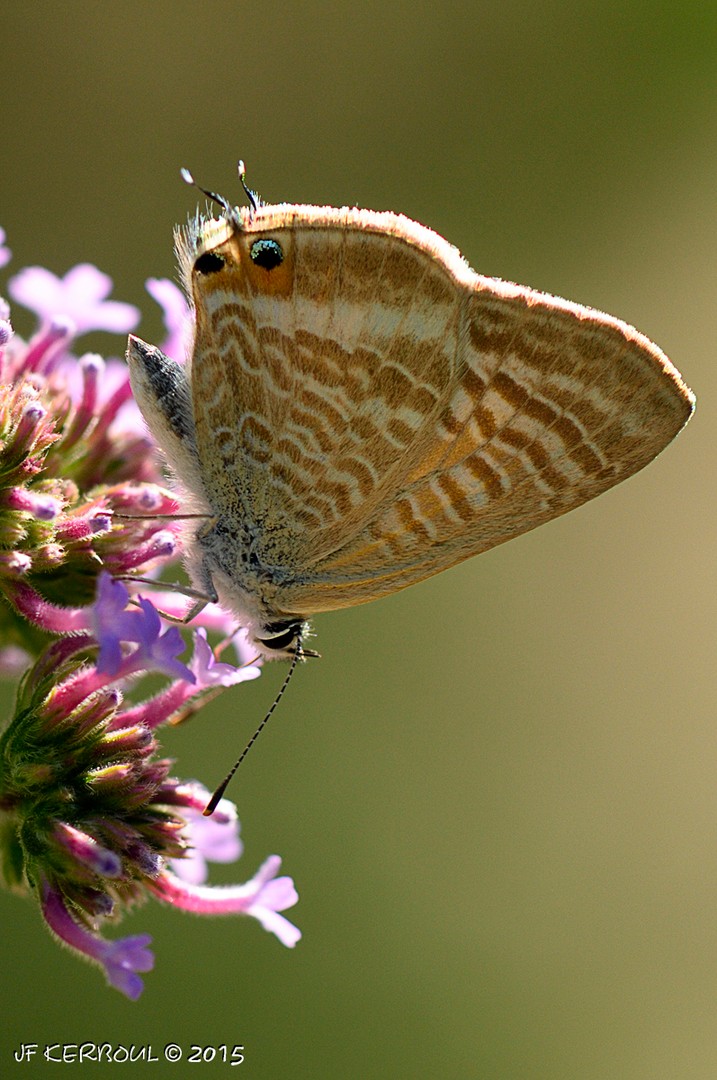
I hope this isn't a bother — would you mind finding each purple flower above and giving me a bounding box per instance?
[8,263,140,336]
[2,486,63,520]
[0,236,300,1002]
[244,857,303,948]
[54,823,123,878]
[0,568,299,998]
[150,855,301,948]
[41,880,154,1001]
[0,276,179,660]
[90,573,146,673]
[171,798,243,885]
[189,628,261,689]
[145,277,192,363]
[91,573,194,683]
[60,354,146,441]
[146,594,261,666]
[100,936,156,1000]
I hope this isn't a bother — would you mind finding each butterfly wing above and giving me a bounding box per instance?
[295,283,693,612]
[187,208,467,570]
[184,206,693,617]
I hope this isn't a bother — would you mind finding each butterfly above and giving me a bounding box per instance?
[127,169,694,663]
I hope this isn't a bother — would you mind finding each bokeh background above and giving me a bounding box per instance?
[2,3,715,1077]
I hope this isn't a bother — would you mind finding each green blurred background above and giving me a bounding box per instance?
[2,3,715,1077]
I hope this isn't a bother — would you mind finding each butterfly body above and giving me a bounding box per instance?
[127,196,694,657]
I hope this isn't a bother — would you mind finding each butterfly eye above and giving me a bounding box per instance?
[250,238,284,270]
[194,251,225,275]
[256,619,302,652]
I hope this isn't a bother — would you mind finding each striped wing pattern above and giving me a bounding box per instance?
[186,206,693,618]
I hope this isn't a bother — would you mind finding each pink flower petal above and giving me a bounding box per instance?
[8,263,140,335]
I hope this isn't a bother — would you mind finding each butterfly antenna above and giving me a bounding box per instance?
[237,160,262,212]
[180,167,236,219]
[203,641,303,816]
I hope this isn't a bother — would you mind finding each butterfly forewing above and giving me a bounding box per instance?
[188,211,465,566]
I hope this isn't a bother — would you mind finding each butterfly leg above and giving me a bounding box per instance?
[117,574,218,624]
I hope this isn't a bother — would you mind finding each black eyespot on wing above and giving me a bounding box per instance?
[250,238,284,270]
[194,251,225,275]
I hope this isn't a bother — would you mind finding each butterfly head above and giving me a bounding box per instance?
[253,618,319,661]
[176,203,298,322]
